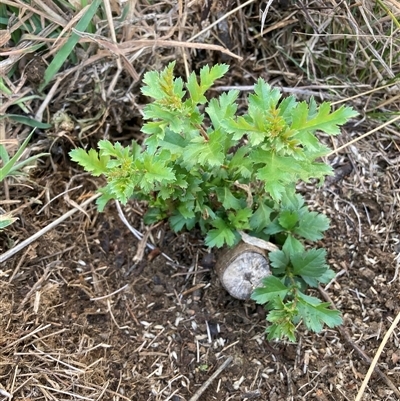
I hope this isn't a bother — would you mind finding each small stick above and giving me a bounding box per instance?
[90,284,129,301]
[355,310,400,401]
[189,357,233,401]
[17,263,53,311]
[115,200,174,262]
[35,76,63,121]
[8,247,30,283]
[181,283,206,297]
[318,285,400,398]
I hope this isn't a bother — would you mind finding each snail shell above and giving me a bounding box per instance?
[215,242,271,300]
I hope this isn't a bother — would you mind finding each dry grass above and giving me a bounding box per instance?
[1,0,400,400]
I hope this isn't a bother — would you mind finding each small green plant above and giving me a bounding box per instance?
[70,63,357,341]
[0,129,49,231]
[0,211,17,231]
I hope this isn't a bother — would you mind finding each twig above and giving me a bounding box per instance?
[73,32,242,61]
[0,193,100,263]
[318,285,400,398]
[214,84,333,98]
[37,184,83,214]
[8,247,30,283]
[115,200,174,262]
[35,76,63,121]
[90,284,129,301]
[189,357,233,401]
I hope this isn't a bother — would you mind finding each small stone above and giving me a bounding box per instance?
[153,285,165,295]
[359,268,375,281]
[187,343,196,352]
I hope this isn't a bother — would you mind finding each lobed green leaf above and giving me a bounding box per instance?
[184,130,225,168]
[268,249,290,271]
[205,218,237,247]
[266,319,297,342]
[249,201,273,232]
[249,79,282,111]
[228,208,252,229]
[69,148,109,176]
[169,212,197,232]
[297,292,343,332]
[254,152,302,201]
[206,90,239,130]
[282,235,304,254]
[291,248,329,287]
[291,101,358,136]
[295,210,330,241]
[215,187,242,210]
[199,64,229,92]
[264,297,297,342]
[139,154,175,192]
[278,210,299,230]
[251,275,289,305]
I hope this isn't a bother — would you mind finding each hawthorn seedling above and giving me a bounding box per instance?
[70,62,357,340]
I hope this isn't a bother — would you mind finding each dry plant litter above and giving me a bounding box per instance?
[1,0,400,400]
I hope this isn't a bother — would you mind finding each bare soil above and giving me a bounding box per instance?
[2,124,400,401]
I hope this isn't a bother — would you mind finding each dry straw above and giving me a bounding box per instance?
[355,311,400,401]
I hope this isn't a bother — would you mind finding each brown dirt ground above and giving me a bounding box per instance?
[1,1,400,400]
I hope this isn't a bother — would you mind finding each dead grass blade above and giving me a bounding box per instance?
[188,0,256,43]
[0,193,100,263]
[327,114,400,156]
[355,310,400,401]
[3,323,52,350]
[70,29,140,81]
[103,0,123,95]
[118,38,242,60]
[0,24,57,75]
[2,0,67,25]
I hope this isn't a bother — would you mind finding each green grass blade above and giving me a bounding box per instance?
[0,130,34,181]
[376,0,400,29]
[0,145,10,164]
[0,87,42,113]
[9,95,44,105]
[0,213,18,231]
[7,152,49,177]
[0,78,12,95]
[40,0,103,90]
[1,114,53,129]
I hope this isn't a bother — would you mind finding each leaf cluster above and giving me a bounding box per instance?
[70,62,356,247]
[251,245,341,342]
[70,62,357,340]
[249,191,342,341]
